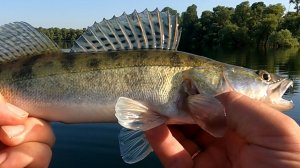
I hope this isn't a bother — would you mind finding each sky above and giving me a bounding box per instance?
[0,0,293,29]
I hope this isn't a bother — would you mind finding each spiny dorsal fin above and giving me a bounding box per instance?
[70,8,181,52]
[0,22,58,63]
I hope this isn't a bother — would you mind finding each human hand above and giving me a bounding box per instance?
[145,91,300,168]
[0,95,55,168]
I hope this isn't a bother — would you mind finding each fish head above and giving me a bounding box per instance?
[184,65,294,111]
[226,67,294,111]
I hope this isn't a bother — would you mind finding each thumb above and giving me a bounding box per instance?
[216,91,299,147]
[0,95,28,125]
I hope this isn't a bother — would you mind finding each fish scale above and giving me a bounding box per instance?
[0,8,294,164]
[0,43,202,119]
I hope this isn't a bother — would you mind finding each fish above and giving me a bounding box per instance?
[0,9,294,164]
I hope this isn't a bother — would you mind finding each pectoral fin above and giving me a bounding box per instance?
[115,97,166,131]
[119,128,153,164]
[187,94,227,137]
[115,97,165,163]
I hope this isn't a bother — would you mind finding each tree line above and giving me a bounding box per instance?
[36,1,300,51]
[290,0,300,14]
[178,1,300,52]
[37,27,85,48]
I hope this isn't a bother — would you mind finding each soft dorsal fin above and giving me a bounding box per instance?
[70,8,181,52]
[0,22,58,63]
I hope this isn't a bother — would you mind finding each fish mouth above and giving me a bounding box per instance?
[267,79,294,111]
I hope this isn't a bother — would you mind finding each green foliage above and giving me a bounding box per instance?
[290,0,300,14]
[196,6,234,48]
[218,24,239,46]
[253,14,280,46]
[264,3,285,17]
[36,27,85,48]
[268,29,299,47]
[219,25,251,47]
[36,2,300,50]
[178,4,199,52]
[232,1,251,27]
[212,6,234,27]
[177,2,299,51]
[280,13,300,40]
[162,7,178,15]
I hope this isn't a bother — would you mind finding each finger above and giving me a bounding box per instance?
[0,95,28,125]
[0,117,55,147]
[216,91,300,149]
[0,142,52,168]
[169,125,217,155]
[172,125,201,139]
[194,129,216,148]
[173,125,215,146]
[145,124,193,168]
[168,125,201,156]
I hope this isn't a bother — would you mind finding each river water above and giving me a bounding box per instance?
[49,48,300,168]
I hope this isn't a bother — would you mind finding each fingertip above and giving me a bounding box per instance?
[1,125,25,139]
[0,142,52,168]
[27,118,56,147]
[0,94,5,102]
[6,103,29,119]
[0,118,55,147]
[145,124,168,142]
[0,153,7,165]
[26,143,53,168]
[145,124,193,168]
[0,102,28,125]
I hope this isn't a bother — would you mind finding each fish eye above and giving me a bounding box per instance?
[262,73,270,81]
[256,70,271,82]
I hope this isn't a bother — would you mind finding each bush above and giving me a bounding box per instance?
[268,29,299,48]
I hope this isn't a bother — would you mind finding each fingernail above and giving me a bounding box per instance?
[0,95,5,102]
[1,125,25,138]
[6,103,28,118]
[0,153,7,165]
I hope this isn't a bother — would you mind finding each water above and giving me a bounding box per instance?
[49,48,300,168]
[49,123,161,167]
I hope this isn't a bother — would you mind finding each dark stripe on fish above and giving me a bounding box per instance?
[87,58,100,69]
[61,54,76,70]
[108,52,120,60]
[170,52,181,66]
[12,55,41,80]
[1,50,213,83]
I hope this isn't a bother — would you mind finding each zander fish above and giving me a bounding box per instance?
[0,9,293,163]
